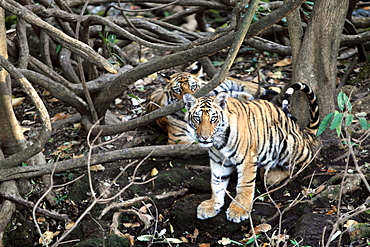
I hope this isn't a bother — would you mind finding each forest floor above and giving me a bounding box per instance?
[6,50,370,247]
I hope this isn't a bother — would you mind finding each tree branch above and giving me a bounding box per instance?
[0,0,117,74]
[0,145,207,181]
[0,56,52,169]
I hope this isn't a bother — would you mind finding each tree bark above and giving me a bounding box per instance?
[291,0,348,140]
[0,8,20,244]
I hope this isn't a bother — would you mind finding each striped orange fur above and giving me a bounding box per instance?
[183,83,320,222]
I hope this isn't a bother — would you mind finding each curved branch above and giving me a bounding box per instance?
[0,56,51,169]
[19,69,90,115]
[245,36,291,56]
[68,0,229,9]
[0,0,118,74]
[341,31,370,45]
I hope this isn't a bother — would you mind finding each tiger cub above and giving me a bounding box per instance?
[147,62,275,144]
[183,83,320,223]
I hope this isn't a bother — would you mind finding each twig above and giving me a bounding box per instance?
[0,190,71,222]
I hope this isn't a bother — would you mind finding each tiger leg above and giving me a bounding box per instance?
[197,161,234,220]
[226,157,257,223]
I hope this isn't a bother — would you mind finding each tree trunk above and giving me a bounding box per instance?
[290,0,348,144]
[0,7,21,245]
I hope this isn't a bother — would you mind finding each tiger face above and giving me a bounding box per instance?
[183,92,229,147]
[167,72,202,101]
[160,62,204,102]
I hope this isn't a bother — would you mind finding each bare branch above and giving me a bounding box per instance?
[0,0,118,74]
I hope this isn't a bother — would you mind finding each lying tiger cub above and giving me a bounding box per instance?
[147,62,277,144]
[183,83,320,223]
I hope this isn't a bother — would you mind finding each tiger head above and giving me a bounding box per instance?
[183,92,229,148]
[160,62,204,102]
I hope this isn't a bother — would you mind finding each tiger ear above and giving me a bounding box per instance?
[183,93,197,111]
[214,92,229,109]
[158,72,171,83]
[190,62,203,78]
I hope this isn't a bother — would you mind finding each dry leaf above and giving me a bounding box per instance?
[188,228,199,243]
[73,123,82,129]
[39,231,54,245]
[344,219,358,228]
[139,203,152,214]
[198,243,211,247]
[272,233,290,242]
[123,223,132,228]
[65,222,75,230]
[12,96,25,107]
[252,223,271,234]
[51,112,71,122]
[57,143,73,151]
[73,153,84,158]
[123,222,141,228]
[218,237,232,245]
[46,97,59,103]
[125,234,135,245]
[268,71,283,79]
[326,205,337,215]
[273,58,292,67]
[315,184,326,194]
[41,89,50,96]
[151,168,159,177]
[37,217,46,224]
[90,164,105,172]
[327,167,338,173]
[180,237,189,243]
[267,86,281,94]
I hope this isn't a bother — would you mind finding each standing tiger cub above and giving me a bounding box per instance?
[183,83,320,223]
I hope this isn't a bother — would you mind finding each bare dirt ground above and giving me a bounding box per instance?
[6,52,370,246]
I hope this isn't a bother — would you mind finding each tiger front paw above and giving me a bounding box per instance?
[197,199,222,220]
[225,202,251,223]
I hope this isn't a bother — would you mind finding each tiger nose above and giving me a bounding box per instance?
[200,136,209,140]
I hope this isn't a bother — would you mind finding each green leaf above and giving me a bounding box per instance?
[347,100,353,113]
[212,61,224,66]
[246,234,261,245]
[330,112,344,130]
[137,235,153,241]
[21,162,28,166]
[227,238,244,246]
[337,91,346,111]
[181,108,187,113]
[158,229,166,237]
[359,117,369,130]
[127,93,139,100]
[165,238,183,243]
[55,44,62,54]
[345,114,354,127]
[316,112,334,136]
[337,91,352,113]
[335,125,342,137]
[107,34,116,43]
